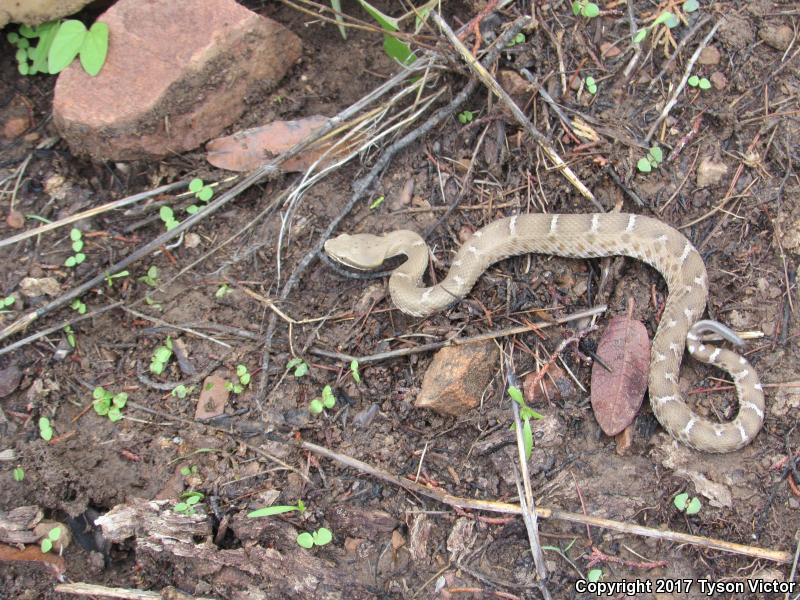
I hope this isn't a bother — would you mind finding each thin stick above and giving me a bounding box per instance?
[0,301,123,357]
[308,305,607,364]
[54,582,215,600]
[646,16,713,92]
[0,180,189,249]
[429,11,601,209]
[300,439,793,564]
[644,21,721,142]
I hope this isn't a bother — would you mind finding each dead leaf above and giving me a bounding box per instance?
[19,277,61,298]
[206,116,332,172]
[696,157,728,187]
[195,374,229,420]
[6,209,24,229]
[0,542,65,575]
[590,316,650,436]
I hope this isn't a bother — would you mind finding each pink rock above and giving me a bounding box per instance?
[53,0,302,161]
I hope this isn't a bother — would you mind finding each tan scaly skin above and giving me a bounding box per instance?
[325,213,765,453]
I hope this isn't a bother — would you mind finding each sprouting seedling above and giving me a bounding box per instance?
[171,384,193,399]
[682,0,699,12]
[186,178,214,214]
[369,195,385,210]
[40,526,62,553]
[508,385,544,460]
[8,19,108,77]
[92,386,128,422]
[13,467,24,482]
[633,11,678,44]
[70,299,86,314]
[215,284,231,299]
[0,295,16,310]
[226,364,251,394]
[296,527,332,549]
[160,205,179,231]
[248,499,306,518]
[38,417,53,441]
[584,76,597,95]
[586,568,603,582]
[506,32,526,47]
[150,337,173,375]
[174,491,204,515]
[457,110,474,124]
[104,270,129,288]
[673,492,702,515]
[350,359,361,384]
[688,75,711,90]
[286,357,309,378]
[636,145,664,173]
[572,0,600,18]
[310,385,336,415]
[139,266,159,287]
[64,325,76,348]
[180,465,198,477]
[64,227,86,267]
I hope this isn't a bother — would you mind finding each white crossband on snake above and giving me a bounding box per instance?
[325,213,765,453]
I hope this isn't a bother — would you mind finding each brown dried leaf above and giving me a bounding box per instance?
[206,116,332,172]
[195,374,228,420]
[590,316,650,436]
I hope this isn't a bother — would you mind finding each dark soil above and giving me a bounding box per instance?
[1,1,798,599]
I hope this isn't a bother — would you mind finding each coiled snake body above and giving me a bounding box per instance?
[325,213,765,453]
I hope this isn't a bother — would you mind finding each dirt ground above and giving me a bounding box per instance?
[0,0,798,598]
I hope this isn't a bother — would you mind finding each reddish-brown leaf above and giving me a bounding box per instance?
[590,316,651,436]
[206,115,332,172]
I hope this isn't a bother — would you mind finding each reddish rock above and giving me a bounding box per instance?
[195,374,229,420]
[415,342,498,416]
[53,0,302,161]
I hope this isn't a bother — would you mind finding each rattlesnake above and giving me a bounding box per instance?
[325,213,765,453]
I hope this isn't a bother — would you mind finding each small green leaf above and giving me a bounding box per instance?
[587,568,603,582]
[309,399,324,414]
[322,385,335,408]
[383,34,415,65]
[64,256,77,267]
[19,25,38,39]
[236,364,248,377]
[38,417,53,441]
[112,392,127,408]
[350,359,361,384]
[355,0,400,31]
[13,467,24,482]
[48,527,61,541]
[653,11,674,26]
[93,387,106,400]
[18,61,29,76]
[582,3,600,18]
[41,538,53,553]
[286,357,303,369]
[297,531,314,548]
[160,205,174,221]
[572,1,582,15]
[186,205,199,215]
[683,0,699,12]
[685,497,702,515]
[93,397,110,415]
[239,373,251,385]
[48,20,87,74]
[72,239,84,252]
[79,21,108,76]
[74,252,86,264]
[247,505,300,518]
[313,527,333,545]
[369,195,385,209]
[688,75,699,87]
[15,48,27,63]
[293,362,309,378]
[637,157,652,172]
[664,13,680,28]
[633,29,648,43]
[648,146,663,164]
[698,77,711,90]
[584,76,597,95]
[197,186,213,202]
[7,32,19,44]
[70,228,83,242]
[189,178,204,193]
[514,32,525,44]
[673,492,689,510]
[523,417,533,460]
[507,385,524,405]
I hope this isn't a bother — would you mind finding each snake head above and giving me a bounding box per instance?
[324,233,389,270]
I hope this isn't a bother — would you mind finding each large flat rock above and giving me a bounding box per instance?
[53,0,302,161]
